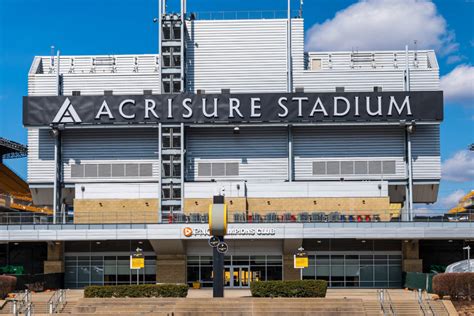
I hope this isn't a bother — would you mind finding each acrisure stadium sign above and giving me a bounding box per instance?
[23,91,443,126]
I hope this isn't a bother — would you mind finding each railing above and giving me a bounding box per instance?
[420,290,449,316]
[48,289,66,314]
[192,10,301,20]
[416,289,430,315]
[0,209,472,225]
[12,290,32,316]
[378,289,396,316]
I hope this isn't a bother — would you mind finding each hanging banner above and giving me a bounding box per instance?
[23,91,443,126]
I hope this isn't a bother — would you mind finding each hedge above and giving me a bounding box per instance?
[433,273,474,300]
[0,275,17,299]
[84,284,188,298]
[250,280,327,298]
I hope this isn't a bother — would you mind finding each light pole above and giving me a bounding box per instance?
[463,245,471,272]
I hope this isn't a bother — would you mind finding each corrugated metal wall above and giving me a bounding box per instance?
[28,55,160,96]
[61,128,159,183]
[186,127,288,181]
[185,19,304,93]
[411,124,441,180]
[295,50,439,92]
[27,129,55,183]
[293,70,405,92]
[292,126,406,181]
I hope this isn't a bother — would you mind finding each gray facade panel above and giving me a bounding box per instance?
[186,127,288,181]
[411,124,441,180]
[61,128,159,182]
[293,126,406,180]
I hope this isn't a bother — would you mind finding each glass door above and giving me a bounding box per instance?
[240,266,250,287]
[229,266,250,288]
[224,267,231,287]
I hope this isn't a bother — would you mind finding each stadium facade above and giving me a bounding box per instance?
[2,4,473,289]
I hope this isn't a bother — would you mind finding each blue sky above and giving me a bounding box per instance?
[0,0,473,210]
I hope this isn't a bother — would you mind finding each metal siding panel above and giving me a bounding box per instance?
[411,125,441,179]
[27,128,55,183]
[28,55,161,96]
[185,19,302,93]
[186,127,288,181]
[61,128,159,183]
[293,126,406,180]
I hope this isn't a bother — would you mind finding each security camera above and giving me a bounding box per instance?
[153,18,158,23]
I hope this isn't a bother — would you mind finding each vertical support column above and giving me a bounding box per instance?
[44,241,65,274]
[403,45,413,222]
[288,125,293,182]
[158,124,162,223]
[406,131,414,221]
[53,131,62,224]
[180,0,186,92]
[180,123,185,212]
[402,240,422,272]
[212,236,224,297]
[286,0,293,93]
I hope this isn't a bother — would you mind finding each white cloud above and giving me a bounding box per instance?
[440,65,474,106]
[442,150,474,182]
[415,189,466,214]
[306,0,457,55]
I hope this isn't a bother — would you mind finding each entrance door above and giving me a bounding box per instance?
[228,266,250,288]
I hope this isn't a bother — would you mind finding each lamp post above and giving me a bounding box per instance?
[463,245,471,272]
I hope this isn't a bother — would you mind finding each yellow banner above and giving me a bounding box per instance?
[294,256,309,269]
[130,257,144,269]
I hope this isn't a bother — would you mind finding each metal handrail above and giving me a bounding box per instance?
[48,289,66,314]
[416,289,430,315]
[378,289,396,316]
[12,290,31,316]
[423,290,449,316]
[0,209,472,226]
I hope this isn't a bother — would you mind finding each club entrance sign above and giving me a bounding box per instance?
[23,91,443,126]
[294,247,309,269]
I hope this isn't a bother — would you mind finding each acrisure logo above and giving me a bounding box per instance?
[52,98,82,124]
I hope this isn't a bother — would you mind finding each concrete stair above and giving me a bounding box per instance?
[70,298,367,315]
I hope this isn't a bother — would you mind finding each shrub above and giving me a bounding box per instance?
[0,275,17,299]
[84,284,188,298]
[250,280,327,298]
[433,273,474,300]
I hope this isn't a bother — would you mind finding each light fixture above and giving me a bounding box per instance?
[448,240,453,243]
[96,241,101,245]
[49,128,59,138]
[317,240,322,244]
[233,126,240,134]
[361,240,366,243]
[406,121,416,134]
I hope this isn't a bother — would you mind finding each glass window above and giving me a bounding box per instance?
[316,255,329,265]
[233,256,249,265]
[266,256,282,265]
[200,256,213,266]
[201,266,213,282]
[375,266,388,281]
[266,266,282,280]
[187,266,200,282]
[360,266,374,282]
[316,265,330,278]
[250,256,266,266]
[303,266,315,279]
